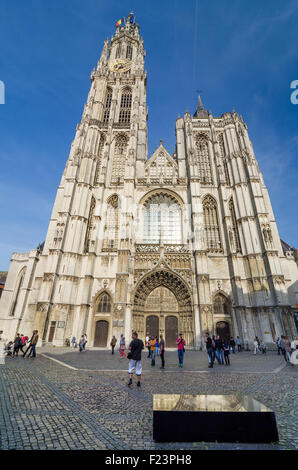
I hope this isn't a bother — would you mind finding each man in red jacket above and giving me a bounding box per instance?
[176,333,186,367]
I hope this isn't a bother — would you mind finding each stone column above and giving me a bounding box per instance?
[194,304,202,349]
[125,305,132,343]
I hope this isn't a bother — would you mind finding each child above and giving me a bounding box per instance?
[120,337,126,358]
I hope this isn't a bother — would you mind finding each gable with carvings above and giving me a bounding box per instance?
[145,145,178,184]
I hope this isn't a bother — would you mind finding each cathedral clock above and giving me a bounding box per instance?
[109,58,131,73]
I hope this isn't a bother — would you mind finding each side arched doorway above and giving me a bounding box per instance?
[146,315,159,337]
[94,320,109,347]
[166,316,178,347]
[216,321,230,342]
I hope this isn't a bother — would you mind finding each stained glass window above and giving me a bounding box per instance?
[143,194,182,244]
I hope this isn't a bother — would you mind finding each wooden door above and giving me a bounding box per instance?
[146,315,159,338]
[94,320,109,347]
[216,321,230,342]
[48,321,56,343]
[165,316,178,347]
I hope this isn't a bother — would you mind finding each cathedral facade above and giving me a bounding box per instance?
[1,14,298,348]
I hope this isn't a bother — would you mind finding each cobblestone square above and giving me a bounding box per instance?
[0,348,297,450]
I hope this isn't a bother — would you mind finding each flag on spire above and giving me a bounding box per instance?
[116,18,124,27]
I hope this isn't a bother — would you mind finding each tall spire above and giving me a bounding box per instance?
[194,94,208,118]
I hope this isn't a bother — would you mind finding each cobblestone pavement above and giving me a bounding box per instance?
[0,348,297,450]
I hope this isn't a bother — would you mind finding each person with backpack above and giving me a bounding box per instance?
[176,333,186,368]
[127,332,144,388]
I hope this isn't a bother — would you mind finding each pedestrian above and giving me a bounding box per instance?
[18,334,26,354]
[229,336,236,354]
[276,337,281,355]
[28,330,39,358]
[110,335,117,354]
[260,340,266,354]
[284,337,293,365]
[71,336,76,349]
[176,333,186,368]
[215,335,224,365]
[119,334,124,355]
[79,335,85,352]
[83,333,87,351]
[145,333,151,358]
[204,332,214,368]
[12,334,22,357]
[155,336,160,356]
[159,334,165,369]
[127,332,144,387]
[150,335,157,366]
[23,330,37,358]
[120,337,127,358]
[223,340,230,365]
[236,336,242,352]
[253,337,259,355]
[280,335,286,359]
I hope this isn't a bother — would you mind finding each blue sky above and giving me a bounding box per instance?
[0,0,297,270]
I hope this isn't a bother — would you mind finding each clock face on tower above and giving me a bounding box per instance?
[109,58,131,73]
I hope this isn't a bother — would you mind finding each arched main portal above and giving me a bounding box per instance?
[145,286,179,346]
[133,269,193,347]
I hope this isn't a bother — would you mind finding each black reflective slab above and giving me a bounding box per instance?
[153,394,279,443]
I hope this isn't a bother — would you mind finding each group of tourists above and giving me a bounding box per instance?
[0,330,39,358]
[275,335,297,365]
[145,334,166,368]
[253,337,267,354]
[204,333,235,367]
[71,334,88,352]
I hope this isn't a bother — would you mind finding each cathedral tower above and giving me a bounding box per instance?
[0,15,297,348]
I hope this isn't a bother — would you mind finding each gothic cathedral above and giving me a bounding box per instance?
[1,14,297,348]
